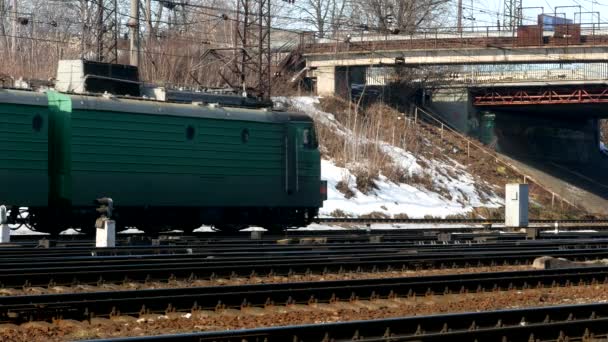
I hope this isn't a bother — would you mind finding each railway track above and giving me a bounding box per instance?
[1,236,608,259]
[316,218,608,225]
[2,242,608,289]
[3,266,608,324]
[90,302,608,342]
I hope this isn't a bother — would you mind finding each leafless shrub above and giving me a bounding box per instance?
[329,209,350,218]
[360,211,389,219]
[335,180,355,199]
[352,167,378,195]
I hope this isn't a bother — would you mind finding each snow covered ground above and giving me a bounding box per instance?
[279,96,503,219]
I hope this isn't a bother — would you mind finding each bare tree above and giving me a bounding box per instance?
[351,0,449,33]
[291,0,350,37]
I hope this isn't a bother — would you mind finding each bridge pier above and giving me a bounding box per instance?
[314,66,336,96]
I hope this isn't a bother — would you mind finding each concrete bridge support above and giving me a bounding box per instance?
[313,66,336,96]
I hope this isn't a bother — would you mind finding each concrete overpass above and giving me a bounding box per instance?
[301,25,608,96]
[296,25,608,215]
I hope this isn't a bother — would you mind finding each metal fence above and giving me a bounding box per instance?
[303,23,608,54]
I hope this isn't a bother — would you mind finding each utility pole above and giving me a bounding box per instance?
[11,0,17,56]
[80,0,86,58]
[128,0,140,66]
[457,0,462,32]
[234,0,250,95]
[96,0,104,61]
[233,0,272,99]
[146,0,152,42]
[256,0,271,100]
[202,0,288,99]
[0,0,6,51]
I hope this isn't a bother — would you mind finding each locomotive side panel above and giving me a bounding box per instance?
[66,95,293,208]
[0,90,49,207]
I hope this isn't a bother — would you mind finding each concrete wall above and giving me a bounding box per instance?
[425,88,471,134]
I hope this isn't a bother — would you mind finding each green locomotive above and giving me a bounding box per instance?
[0,88,326,234]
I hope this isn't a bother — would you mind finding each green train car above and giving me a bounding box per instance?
[0,89,326,234]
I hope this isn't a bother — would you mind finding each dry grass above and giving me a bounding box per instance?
[316,97,422,190]
[312,96,596,220]
[335,180,355,199]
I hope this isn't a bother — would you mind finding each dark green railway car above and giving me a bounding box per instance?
[1,89,326,234]
[0,90,49,209]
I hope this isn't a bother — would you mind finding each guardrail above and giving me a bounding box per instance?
[300,22,608,54]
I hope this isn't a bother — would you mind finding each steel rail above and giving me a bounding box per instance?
[89,302,608,342]
[3,266,608,325]
[2,247,608,289]
[2,238,608,266]
[317,218,608,224]
[0,243,598,270]
[1,237,607,260]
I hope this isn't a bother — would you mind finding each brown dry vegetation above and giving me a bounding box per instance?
[316,97,427,193]
[313,96,591,220]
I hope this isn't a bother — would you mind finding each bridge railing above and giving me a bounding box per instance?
[413,106,578,210]
[302,22,608,54]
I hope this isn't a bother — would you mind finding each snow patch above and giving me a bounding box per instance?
[240,226,267,232]
[118,228,145,234]
[279,96,503,219]
[10,225,49,236]
[59,228,84,235]
[601,142,608,156]
[193,225,215,233]
[289,224,348,231]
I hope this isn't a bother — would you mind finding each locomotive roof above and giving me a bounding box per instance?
[0,88,313,124]
[69,93,313,124]
[0,88,48,106]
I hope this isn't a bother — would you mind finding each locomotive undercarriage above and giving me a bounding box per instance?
[12,206,319,235]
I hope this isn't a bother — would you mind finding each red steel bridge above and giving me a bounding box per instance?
[474,87,608,107]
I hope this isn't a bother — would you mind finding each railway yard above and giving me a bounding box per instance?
[0,222,608,341]
[3,0,608,339]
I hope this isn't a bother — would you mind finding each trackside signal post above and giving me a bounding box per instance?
[95,198,115,247]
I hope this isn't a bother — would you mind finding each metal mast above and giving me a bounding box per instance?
[11,0,17,56]
[457,0,462,32]
[95,0,119,63]
[234,0,272,100]
[128,0,140,66]
[503,0,522,31]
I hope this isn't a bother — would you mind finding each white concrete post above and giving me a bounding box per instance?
[0,206,9,243]
[505,184,529,228]
[96,219,116,248]
[315,66,336,96]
